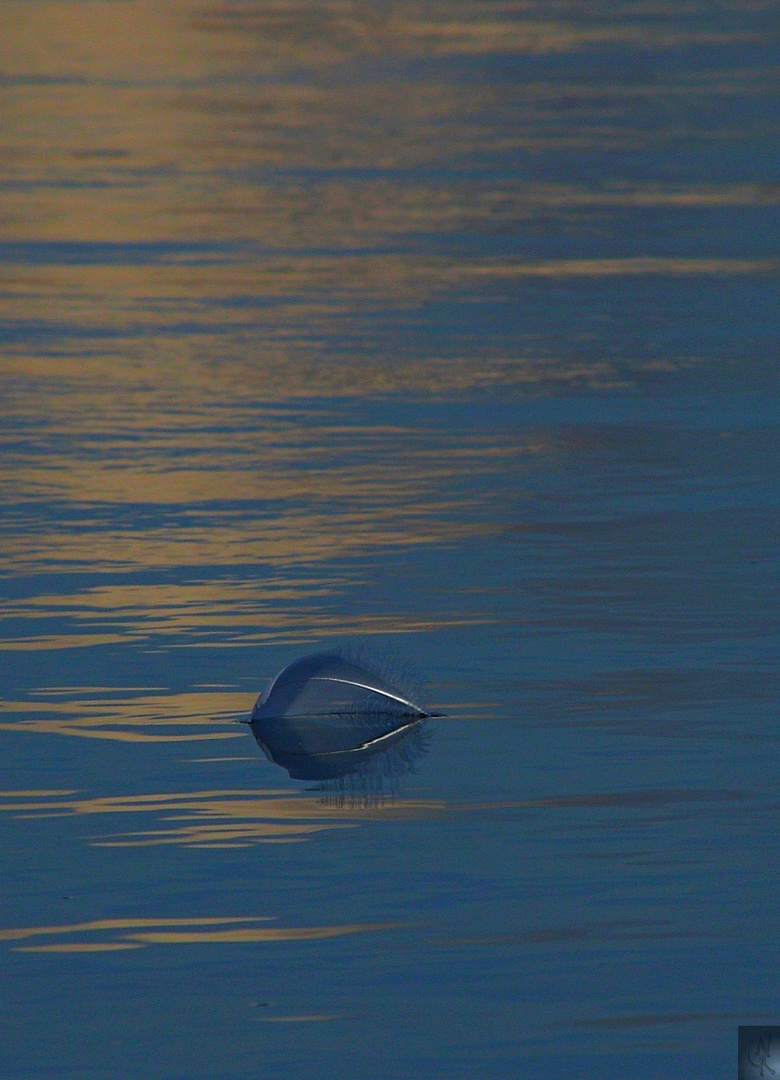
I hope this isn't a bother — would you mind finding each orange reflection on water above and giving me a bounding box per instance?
[0,635,132,653]
[5,172,776,247]
[0,914,398,952]
[2,254,774,333]
[0,355,528,583]
[0,0,770,253]
[0,602,494,653]
[460,257,777,280]
[0,915,273,942]
[0,691,248,742]
[0,785,744,852]
[0,787,450,848]
[3,1,763,78]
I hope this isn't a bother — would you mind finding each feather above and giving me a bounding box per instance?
[246,652,434,780]
[251,652,427,722]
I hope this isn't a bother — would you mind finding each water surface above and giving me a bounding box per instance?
[0,2,778,1077]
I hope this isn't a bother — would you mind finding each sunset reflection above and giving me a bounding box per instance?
[0,691,247,741]
[0,786,450,848]
[0,915,399,953]
[2,0,774,659]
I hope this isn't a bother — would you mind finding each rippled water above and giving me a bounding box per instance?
[1,2,778,1077]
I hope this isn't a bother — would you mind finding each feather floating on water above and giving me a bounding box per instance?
[251,652,428,723]
[246,652,433,781]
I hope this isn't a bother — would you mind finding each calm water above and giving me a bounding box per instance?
[1,2,778,1077]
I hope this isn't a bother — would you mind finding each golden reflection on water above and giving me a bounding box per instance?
[0,691,248,741]
[0,609,493,652]
[5,175,777,246]
[0,784,741,850]
[2,1,768,211]
[1,0,772,247]
[0,914,398,953]
[0,1,774,652]
[0,786,449,847]
[2,0,773,612]
[3,257,774,341]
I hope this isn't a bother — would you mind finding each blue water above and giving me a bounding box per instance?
[0,2,778,1077]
